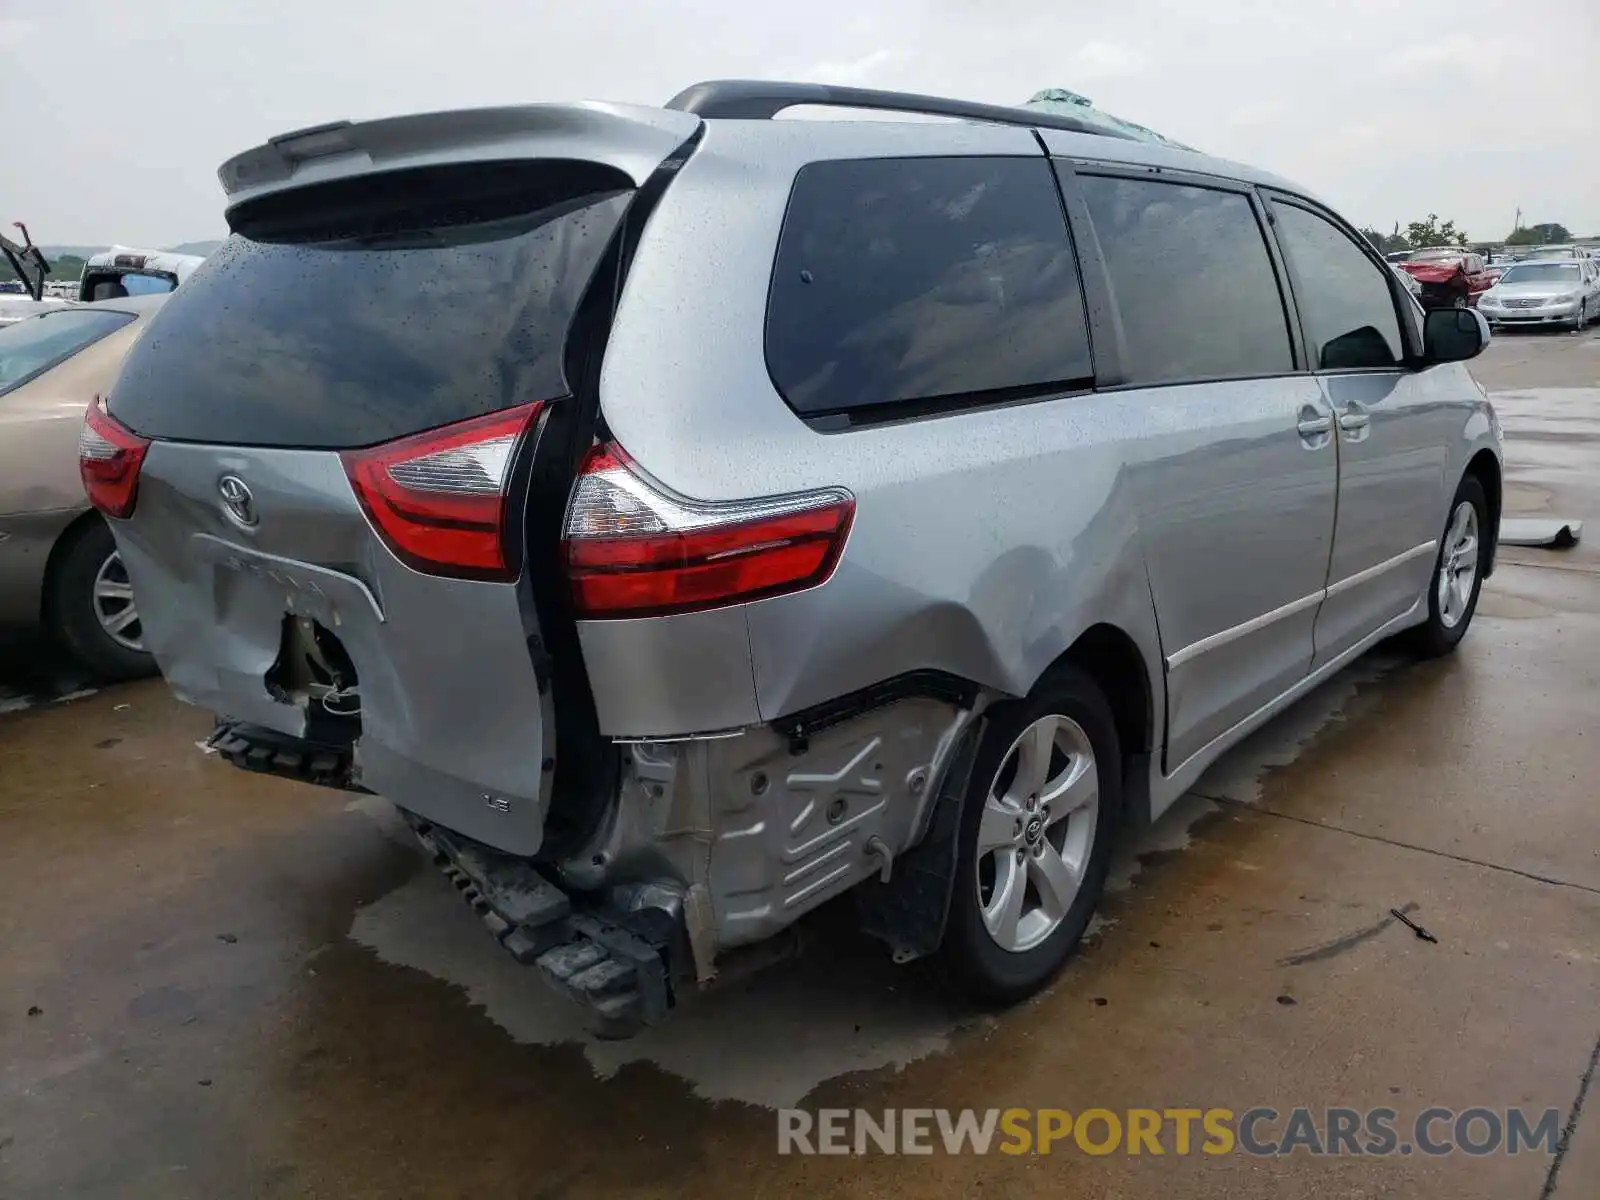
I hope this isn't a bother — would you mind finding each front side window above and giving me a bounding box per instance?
[1270,201,1404,370]
[766,156,1093,420]
[0,308,136,396]
[1077,175,1293,385]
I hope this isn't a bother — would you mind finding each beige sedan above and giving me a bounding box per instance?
[0,294,167,678]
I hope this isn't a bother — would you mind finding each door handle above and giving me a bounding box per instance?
[1296,414,1333,437]
[1337,401,1371,444]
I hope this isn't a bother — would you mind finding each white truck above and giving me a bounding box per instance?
[78,246,206,300]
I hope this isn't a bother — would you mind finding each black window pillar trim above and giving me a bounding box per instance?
[1046,154,1128,388]
[1247,187,1311,373]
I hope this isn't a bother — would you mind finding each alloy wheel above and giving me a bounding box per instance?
[973,713,1100,953]
[1437,501,1479,630]
[92,551,144,652]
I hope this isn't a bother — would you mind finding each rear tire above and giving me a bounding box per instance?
[935,665,1121,1005]
[1403,476,1489,660]
[46,518,157,681]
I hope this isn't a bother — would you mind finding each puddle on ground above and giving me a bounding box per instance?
[344,650,1390,1107]
[1186,654,1396,806]
[348,863,967,1108]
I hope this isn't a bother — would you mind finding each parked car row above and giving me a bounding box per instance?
[70,81,1504,1035]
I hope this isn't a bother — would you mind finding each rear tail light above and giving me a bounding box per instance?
[341,403,543,581]
[563,444,854,619]
[79,395,150,519]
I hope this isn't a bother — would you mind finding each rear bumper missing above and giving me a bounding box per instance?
[402,812,680,1039]
[208,719,362,790]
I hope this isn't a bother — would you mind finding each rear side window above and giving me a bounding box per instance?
[0,308,135,397]
[766,156,1092,420]
[1270,201,1404,370]
[120,274,177,296]
[108,162,633,449]
[1079,175,1293,385]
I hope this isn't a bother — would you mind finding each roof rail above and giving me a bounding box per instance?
[664,80,1137,141]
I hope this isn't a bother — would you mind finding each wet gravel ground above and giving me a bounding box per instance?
[1,327,1597,1198]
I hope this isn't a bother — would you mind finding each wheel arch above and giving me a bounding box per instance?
[1045,621,1156,825]
[1464,449,1502,576]
[38,508,106,624]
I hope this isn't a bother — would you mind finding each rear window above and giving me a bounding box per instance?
[1079,175,1293,385]
[108,164,632,449]
[0,308,135,397]
[766,156,1092,422]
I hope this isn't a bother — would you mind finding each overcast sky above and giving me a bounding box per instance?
[3,0,1595,247]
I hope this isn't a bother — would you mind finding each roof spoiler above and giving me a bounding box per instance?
[217,103,702,214]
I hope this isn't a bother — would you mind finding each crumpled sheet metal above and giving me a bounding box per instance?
[1024,88,1194,150]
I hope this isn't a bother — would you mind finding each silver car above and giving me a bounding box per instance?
[1478,259,1597,330]
[92,81,1503,1035]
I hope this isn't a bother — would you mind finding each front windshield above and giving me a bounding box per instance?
[1409,248,1464,260]
[0,308,136,395]
[1498,263,1581,285]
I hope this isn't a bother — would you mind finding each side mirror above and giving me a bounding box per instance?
[1423,306,1490,363]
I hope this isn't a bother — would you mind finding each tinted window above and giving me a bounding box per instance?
[766,157,1092,418]
[0,308,135,396]
[1078,176,1293,384]
[109,174,631,448]
[120,274,177,296]
[1270,202,1404,370]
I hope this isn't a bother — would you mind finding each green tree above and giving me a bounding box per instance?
[1505,222,1572,246]
[46,254,84,282]
[1359,224,1410,254]
[1404,214,1468,249]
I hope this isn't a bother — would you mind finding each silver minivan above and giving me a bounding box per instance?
[90,82,1502,1035]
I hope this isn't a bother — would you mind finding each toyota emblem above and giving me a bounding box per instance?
[218,475,259,530]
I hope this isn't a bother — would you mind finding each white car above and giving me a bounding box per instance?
[1477,259,1598,331]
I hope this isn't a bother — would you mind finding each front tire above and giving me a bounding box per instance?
[936,665,1121,1004]
[1404,476,1489,659]
[46,518,157,681]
